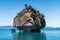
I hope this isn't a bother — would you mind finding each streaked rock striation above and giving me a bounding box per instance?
[13,4,46,32]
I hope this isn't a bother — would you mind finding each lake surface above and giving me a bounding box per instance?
[0,26,60,40]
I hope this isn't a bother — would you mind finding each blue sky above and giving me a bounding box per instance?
[0,0,60,28]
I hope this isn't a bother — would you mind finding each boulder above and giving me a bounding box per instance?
[13,4,46,32]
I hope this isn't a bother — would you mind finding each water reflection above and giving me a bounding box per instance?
[12,32,46,40]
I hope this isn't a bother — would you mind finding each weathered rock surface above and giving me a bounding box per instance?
[13,4,46,32]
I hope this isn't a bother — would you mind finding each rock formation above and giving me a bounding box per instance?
[13,4,46,32]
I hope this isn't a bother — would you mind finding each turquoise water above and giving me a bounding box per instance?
[0,26,60,40]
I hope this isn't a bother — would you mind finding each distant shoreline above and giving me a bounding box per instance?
[0,26,60,30]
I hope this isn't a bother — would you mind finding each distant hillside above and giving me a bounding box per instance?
[0,26,12,29]
[0,26,60,30]
[42,27,60,30]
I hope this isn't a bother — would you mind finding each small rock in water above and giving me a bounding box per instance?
[11,29,16,33]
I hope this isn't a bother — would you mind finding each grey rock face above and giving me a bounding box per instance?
[13,5,46,32]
